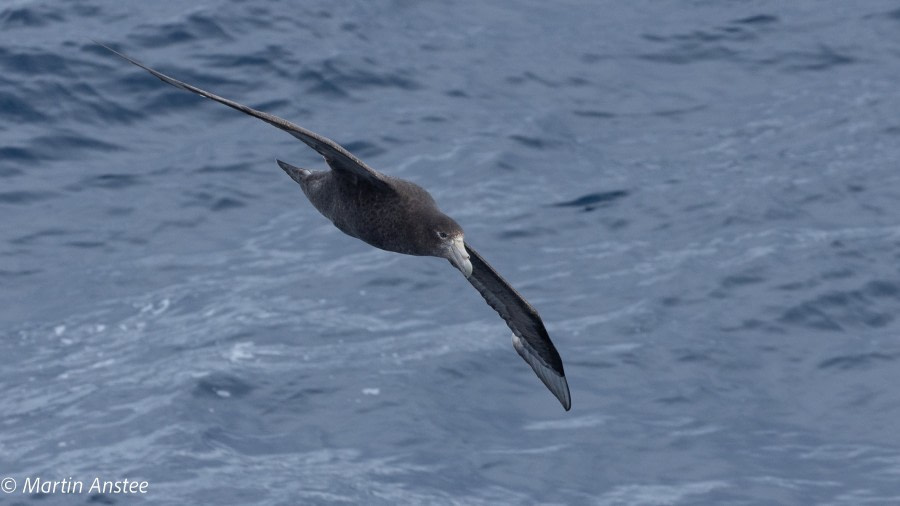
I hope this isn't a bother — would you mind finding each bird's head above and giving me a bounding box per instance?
[420,213,472,278]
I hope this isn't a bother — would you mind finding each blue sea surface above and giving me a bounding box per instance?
[3,1,900,504]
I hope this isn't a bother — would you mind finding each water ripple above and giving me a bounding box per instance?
[130,12,232,48]
[779,280,900,331]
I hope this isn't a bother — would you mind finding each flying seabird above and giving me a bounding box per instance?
[100,44,571,411]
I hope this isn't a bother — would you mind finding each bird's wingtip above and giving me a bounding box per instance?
[561,384,572,411]
[553,376,572,411]
[93,40,124,58]
[512,333,572,411]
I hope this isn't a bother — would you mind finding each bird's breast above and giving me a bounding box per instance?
[302,174,423,255]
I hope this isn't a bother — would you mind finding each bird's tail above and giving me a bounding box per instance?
[276,159,310,185]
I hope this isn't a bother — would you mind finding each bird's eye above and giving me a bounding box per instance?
[437,231,449,239]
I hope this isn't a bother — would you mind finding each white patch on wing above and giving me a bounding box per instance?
[512,333,571,410]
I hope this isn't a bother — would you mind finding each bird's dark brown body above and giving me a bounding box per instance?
[297,168,455,257]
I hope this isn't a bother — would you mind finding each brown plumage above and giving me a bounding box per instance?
[100,44,571,411]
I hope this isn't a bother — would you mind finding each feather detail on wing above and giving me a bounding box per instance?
[98,43,391,190]
[464,242,571,411]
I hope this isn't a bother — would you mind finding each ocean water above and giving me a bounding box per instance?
[3,1,900,504]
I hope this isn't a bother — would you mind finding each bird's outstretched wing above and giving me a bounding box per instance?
[464,242,571,410]
[97,43,391,190]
